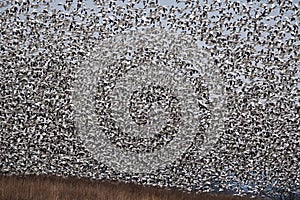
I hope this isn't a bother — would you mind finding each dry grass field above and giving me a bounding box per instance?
[0,174,264,200]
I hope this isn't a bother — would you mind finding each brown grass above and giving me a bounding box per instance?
[0,174,262,200]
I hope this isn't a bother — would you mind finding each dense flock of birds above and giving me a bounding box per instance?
[72,30,224,173]
[0,0,299,198]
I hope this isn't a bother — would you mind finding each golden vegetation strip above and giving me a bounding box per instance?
[0,174,261,200]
